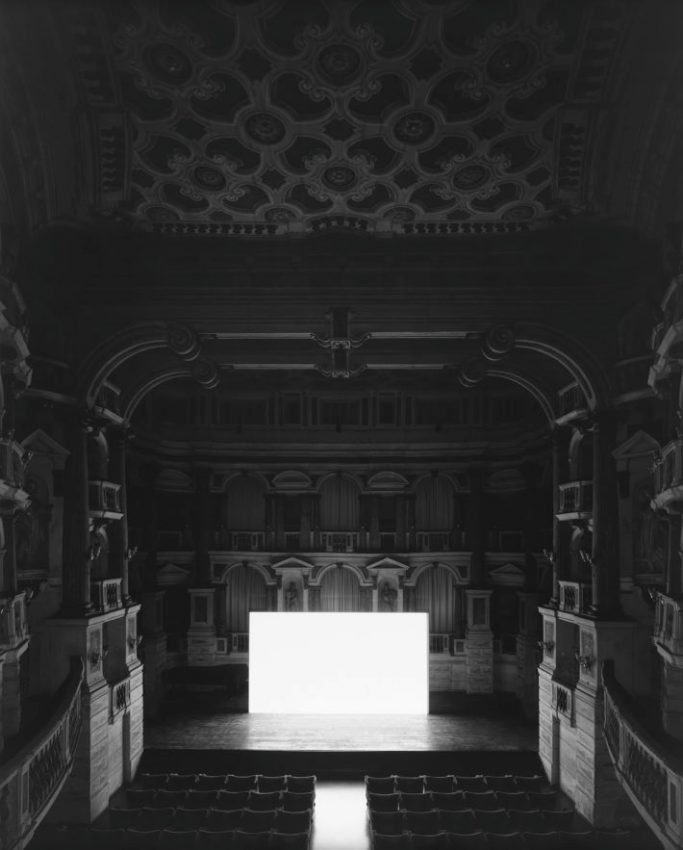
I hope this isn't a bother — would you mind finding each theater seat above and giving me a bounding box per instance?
[226,774,258,792]
[214,790,250,810]
[154,791,187,808]
[287,775,316,793]
[367,776,396,795]
[463,791,498,811]
[407,832,447,849]
[431,791,467,812]
[370,810,405,835]
[513,775,546,792]
[241,807,277,833]
[395,776,424,794]
[258,774,288,792]
[368,792,401,812]
[474,809,512,834]
[508,809,547,834]
[127,789,157,808]
[442,833,488,850]
[453,776,487,793]
[281,791,315,812]
[399,792,434,813]
[196,828,236,848]
[183,790,218,810]
[107,807,140,828]
[484,775,516,792]
[137,807,176,829]
[372,833,408,850]
[165,774,197,791]
[495,791,533,811]
[158,828,198,849]
[438,809,477,833]
[234,828,273,849]
[270,830,310,849]
[486,833,523,849]
[423,776,455,794]
[137,773,168,789]
[89,827,126,849]
[404,810,440,835]
[247,790,282,811]
[206,808,243,831]
[274,808,312,834]
[122,827,160,848]
[195,774,227,791]
[172,807,210,830]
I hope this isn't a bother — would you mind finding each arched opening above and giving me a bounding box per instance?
[319,475,360,530]
[319,566,362,612]
[225,563,268,632]
[415,565,462,635]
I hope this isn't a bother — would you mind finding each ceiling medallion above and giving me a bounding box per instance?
[144,43,192,84]
[317,43,362,85]
[486,41,535,84]
[502,204,535,221]
[265,206,296,223]
[384,206,416,224]
[452,164,490,191]
[245,112,286,145]
[145,205,180,223]
[322,165,357,191]
[192,165,226,190]
[393,111,436,146]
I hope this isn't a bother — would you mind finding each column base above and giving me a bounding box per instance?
[465,628,493,694]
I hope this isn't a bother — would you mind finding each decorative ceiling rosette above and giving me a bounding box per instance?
[93,0,627,235]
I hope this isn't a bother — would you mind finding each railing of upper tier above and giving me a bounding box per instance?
[557,383,587,418]
[654,593,683,657]
[614,355,653,397]
[558,581,592,615]
[557,480,593,514]
[0,657,83,850]
[90,578,122,613]
[603,661,683,850]
[654,440,683,496]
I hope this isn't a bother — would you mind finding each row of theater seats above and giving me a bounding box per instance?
[136,772,315,793]
[369,808,582,835]
[31,824,310,849]
[367,790,564,813]
[365,775,549,795]
[106,806,312,832]
[126,788,315,811]
[371,830,607,850]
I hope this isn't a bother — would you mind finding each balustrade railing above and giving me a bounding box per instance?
[653,593,683,657]
[88,480,122,516]
[558,581,592,615]
[228,632,249,654]
[602,661,683,850]
[416,531,453,552]
[654,440,683,498]
[320,531,359,553]
[90,578,122,613]
[557,480,593,515]
[429,634,450,654]
[227,531,266,551]
[0,592,28,648]
[0,657,83,850]
[109,676,131,721]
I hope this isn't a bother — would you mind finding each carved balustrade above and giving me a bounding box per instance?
[429,634,450,654]
[653,440,683,501]
[654,593,683,657]
[227,531,266,551]
[558,581,592,615]
[88,480,122,518]
[557,481,593,516]
[90,578,122,613]
[320,531,359,553]
[228,632,249,654]
[557,383,587,420]
[0,658,83,850]
[603,662,683,850]
[109,676,131,722]
[416,531,453,552]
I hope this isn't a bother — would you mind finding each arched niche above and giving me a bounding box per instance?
[318,564,363,612]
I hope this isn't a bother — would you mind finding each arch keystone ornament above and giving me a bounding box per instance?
[166,323,201,361]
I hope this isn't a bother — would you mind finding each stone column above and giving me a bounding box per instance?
[667,511,683,598]
[591,411,620,617]
[108,427,130,603]
[550,426,568,605]
[465,589,493,693]
[516,591,539,720]
[662,660,683,739]
[195,467,212,586]
[61,414,93,616]
[467,467,486,586]
[370,496,380,551]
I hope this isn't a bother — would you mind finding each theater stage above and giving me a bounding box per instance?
[141,692,540,778]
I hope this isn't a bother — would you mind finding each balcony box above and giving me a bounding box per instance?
[0,592,28,647]
[557,480,593,520]
[88,480,123,521]
[614,355,654,401]
[653,593,683,658]
[652,440,683,510]
[320,531,358,553]
[557,382,588,422]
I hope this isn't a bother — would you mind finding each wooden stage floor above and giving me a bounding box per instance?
[141,692,540,778]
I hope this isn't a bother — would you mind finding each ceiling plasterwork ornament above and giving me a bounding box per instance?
[87,0,629,236]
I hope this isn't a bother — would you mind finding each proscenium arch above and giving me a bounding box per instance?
[78,321,201,408]
[486,368,556,425]
[513,322,611,410]
[122,368,192,421]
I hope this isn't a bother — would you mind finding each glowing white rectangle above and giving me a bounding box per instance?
[249,612,429,714]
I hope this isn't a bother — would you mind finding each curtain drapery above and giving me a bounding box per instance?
[226,476,266,529]
[415,476,454,529]
[415,565,459,632]
[225,563,268,631]
[319,476,360,530]
[319,566,361,611]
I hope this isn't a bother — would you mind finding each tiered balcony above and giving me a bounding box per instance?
[558,580,592,616]
[654,593,683,658]
[227,632,249,654]
[90,578,122,613]
[226,531,266,551]
[320,531,359,553]
[88,480,123,520]
[603,662,683,850]
[0,657,83,850]
[0,592,28,648]
[416,531,455,552]
[653,440,683,509]
[557,480,593,520]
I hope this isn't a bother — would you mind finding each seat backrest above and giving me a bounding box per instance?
[423,775,455,793]
[281,790,315,812]
[399,792,434,813]
[432,791,467,812]
[195,774,227,791]
[165,774,197,791]
[286,775,316,793]
[225,773,258,792]
[454,776,487,792]
[367,792,401,812]
[257,774,288,792]
[214,790,250,810]
[158,828,198,849]
[395,775,424,793]
[241,807,277,832]
[247,790,282,811]
[463,791,498,810]
[196,829,236,849]
[366,775,396,795]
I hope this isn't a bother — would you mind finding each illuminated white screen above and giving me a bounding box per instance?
[249,612,429,714]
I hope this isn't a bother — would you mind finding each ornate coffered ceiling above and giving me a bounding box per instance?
[78,0,635,237]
